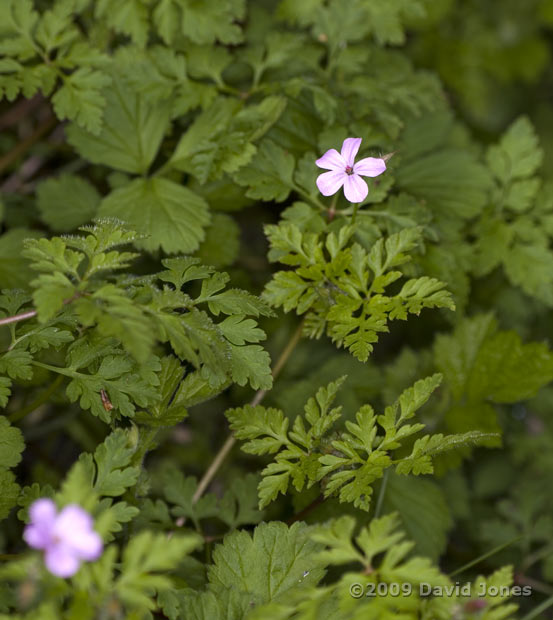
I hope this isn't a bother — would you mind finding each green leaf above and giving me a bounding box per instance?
[380,474,452,561]
[396,148,493,219]
[0,416,24,469]
[195,214,240,268]
[52,68,111,134]
[435,314,553,404]
[468,331,553,403]
[66,71,172,174]
[99,177,210,254]
[208,521,325,604]
[0,229,42,289]
[169,96,286,184]
[487,116,543,185]
[154,0,245,46]
[227,343,273,391]
[310,515,363,566]
[116,531,203,610]
[226,405,289,455]
[0,349,33,381]
[92,429,140,496]
[75,284,155,363]
[65,344,160,422]
[434,313,496,401]
[162,469,218,529]
[37,174,100,232]
[0,378,11,408]
[95,0,150,48]
[503,242,553,306]
[0,470,20,520]
[233,140,296,202]
[218,474,264,530]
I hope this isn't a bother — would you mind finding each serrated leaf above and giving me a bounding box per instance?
[0,416,24,469]
[233,140,295,202]
[0,470,20,520]
[99,177,210,254]
[208,521,324,604]
[52,68,111,133]
[228,343,273,390]
[162,469,218,529]
[487,116,543,184]
[116,531,203,609]
[66,71,171,174]
[93,429,140,496]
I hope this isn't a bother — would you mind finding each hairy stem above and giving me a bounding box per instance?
[192,319,304,503]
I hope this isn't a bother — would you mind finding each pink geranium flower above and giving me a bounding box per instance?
[23,498,103,578]
[316,137,386,203]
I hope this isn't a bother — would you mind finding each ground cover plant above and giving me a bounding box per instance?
[2,0,553,618]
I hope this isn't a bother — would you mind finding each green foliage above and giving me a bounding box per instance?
[435,314,553,435]
[0,220,272,424]
[264,224,454,361]
[1,1,553,618]
[0,416,24,520]
[471,117,553,305]
[228,374,495,510]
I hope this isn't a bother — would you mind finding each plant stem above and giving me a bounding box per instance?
[350,203,360,225]
[8,375,64,423]
[31,361,78,377]
[0,113,57,175]
[327,194,339,221]
[373,469,389,519]
[287,494,325,524]
[0,293,82,330]
[192,319,305,503]
[448,536,523,578]
[0,309,38,327]
[519,594,553,620]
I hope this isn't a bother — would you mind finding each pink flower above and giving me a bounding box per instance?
[23,499,103,578]
[315,137,386,203]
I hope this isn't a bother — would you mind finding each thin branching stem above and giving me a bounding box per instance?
[192,319,305,504]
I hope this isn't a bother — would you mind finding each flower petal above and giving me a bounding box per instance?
[316,170,346,196]
[343,174,368,203]
[54,505,94,538]
[44,543,81,578]
[23,499,57,549]
[341,138,362,167]
[53,505,102,559]
[24,524,52,550]
[315,148,346,171]
[354,157,386,177]
[29,498,57,525]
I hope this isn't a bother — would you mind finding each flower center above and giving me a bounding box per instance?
[345,165,354,175]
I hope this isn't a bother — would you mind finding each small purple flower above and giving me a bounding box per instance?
[316,137,386,203]
[23,499,103,578]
